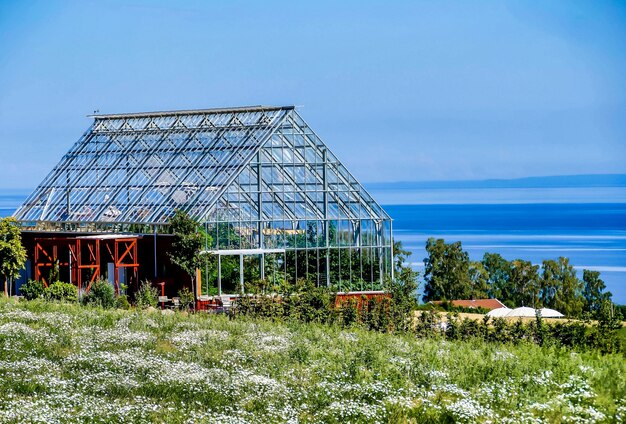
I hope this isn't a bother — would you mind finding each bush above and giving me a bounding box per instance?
[177,287,194,310]
[115,294,131,310]
[44,281,77,302]
[19,279,45,300]
[135,280,158,309]
[339,298,360,327]
[288,282,334,323]
[82,279,115,308]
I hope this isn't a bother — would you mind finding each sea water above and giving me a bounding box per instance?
[2,192,625,303]
[385,203,626,304]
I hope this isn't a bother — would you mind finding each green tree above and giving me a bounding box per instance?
[540,259,560,308]
[581,269,611,315]
[0,217,27,296]
[482,252,512,300]
[509,259,540,307]
[468,261,489,299]
[390,242,419,331]
[539,257,583,317]
[168,210,212,306]
[393,240,412,272]
[551,257,583,317]
[422,238,472,301]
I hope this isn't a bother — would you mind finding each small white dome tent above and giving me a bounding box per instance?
[538,308,564,318]
[486,307,511,318]
[505,307,538,318]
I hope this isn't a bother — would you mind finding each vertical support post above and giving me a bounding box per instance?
[112,239,118,294]
[66,170,71,216]
[91,239,100,284]
[196,268,202,299]
[133,239,138,289]
[77,239,82,292]
[68,248,72,285]
[34,242,40,282]
[257,151,265,280]
[390,220,394,283]
[217,254,222,296]
[204,222,209,296]
[239,254,244,293]
[377,221,383,287]
[53,245,57,283]
[322,148,330,287]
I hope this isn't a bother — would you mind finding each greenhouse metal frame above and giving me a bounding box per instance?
[14,106,393,294]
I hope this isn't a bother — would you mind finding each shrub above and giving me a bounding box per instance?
[177,287,194,310]
[82,279,116,308]
[135,280,158,309]
[339,298,360,327]
[289,283,333,323]
[44,281,78,302]
[19,279,45,300]
[115,294,131,310]
[364,297,392,332]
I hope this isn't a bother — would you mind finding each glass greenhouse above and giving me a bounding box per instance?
[14,106,393,295]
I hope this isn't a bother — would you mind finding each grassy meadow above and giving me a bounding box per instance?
[0,298,624,423]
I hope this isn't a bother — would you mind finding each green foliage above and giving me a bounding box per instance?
[540,257,583,316]
[134,280,158,309]
[509,259,540,307]
[424,239,613,319]
[47,260,60,286]
[82,279,116,308]
[389,243,419,331]
[19,279,45,300]
[177,287,194,310]
[44,281,77,302]
[589,300,624,354]
[338,298,359,326]
[0,217,27,296]
[393,240,412,271]
[168,209,212,303]
[115,294,131,310]
[168,209,206,277]
[0,299,624,422]
[289,281,335,323]
[582,270,611,314]
[236,241,420,334]
[414,310,623,354]
[236,279,336,324]
[482,252,512,299]
[468,260,489,299]
[423,238,473,301]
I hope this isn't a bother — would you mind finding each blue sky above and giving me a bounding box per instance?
[0,0,625,188]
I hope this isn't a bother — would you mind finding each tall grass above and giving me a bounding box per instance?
[0,298,624,423]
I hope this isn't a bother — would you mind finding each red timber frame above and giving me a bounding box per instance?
[33,236,139,295]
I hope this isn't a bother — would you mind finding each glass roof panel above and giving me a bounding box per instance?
[14,107,391,227]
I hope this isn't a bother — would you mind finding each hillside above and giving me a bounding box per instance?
[0,299,624,423]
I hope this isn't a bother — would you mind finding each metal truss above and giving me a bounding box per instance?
[15,105,394,288]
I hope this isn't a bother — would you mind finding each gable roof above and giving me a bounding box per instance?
[432,298,507,311]
[14,106,389,228]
